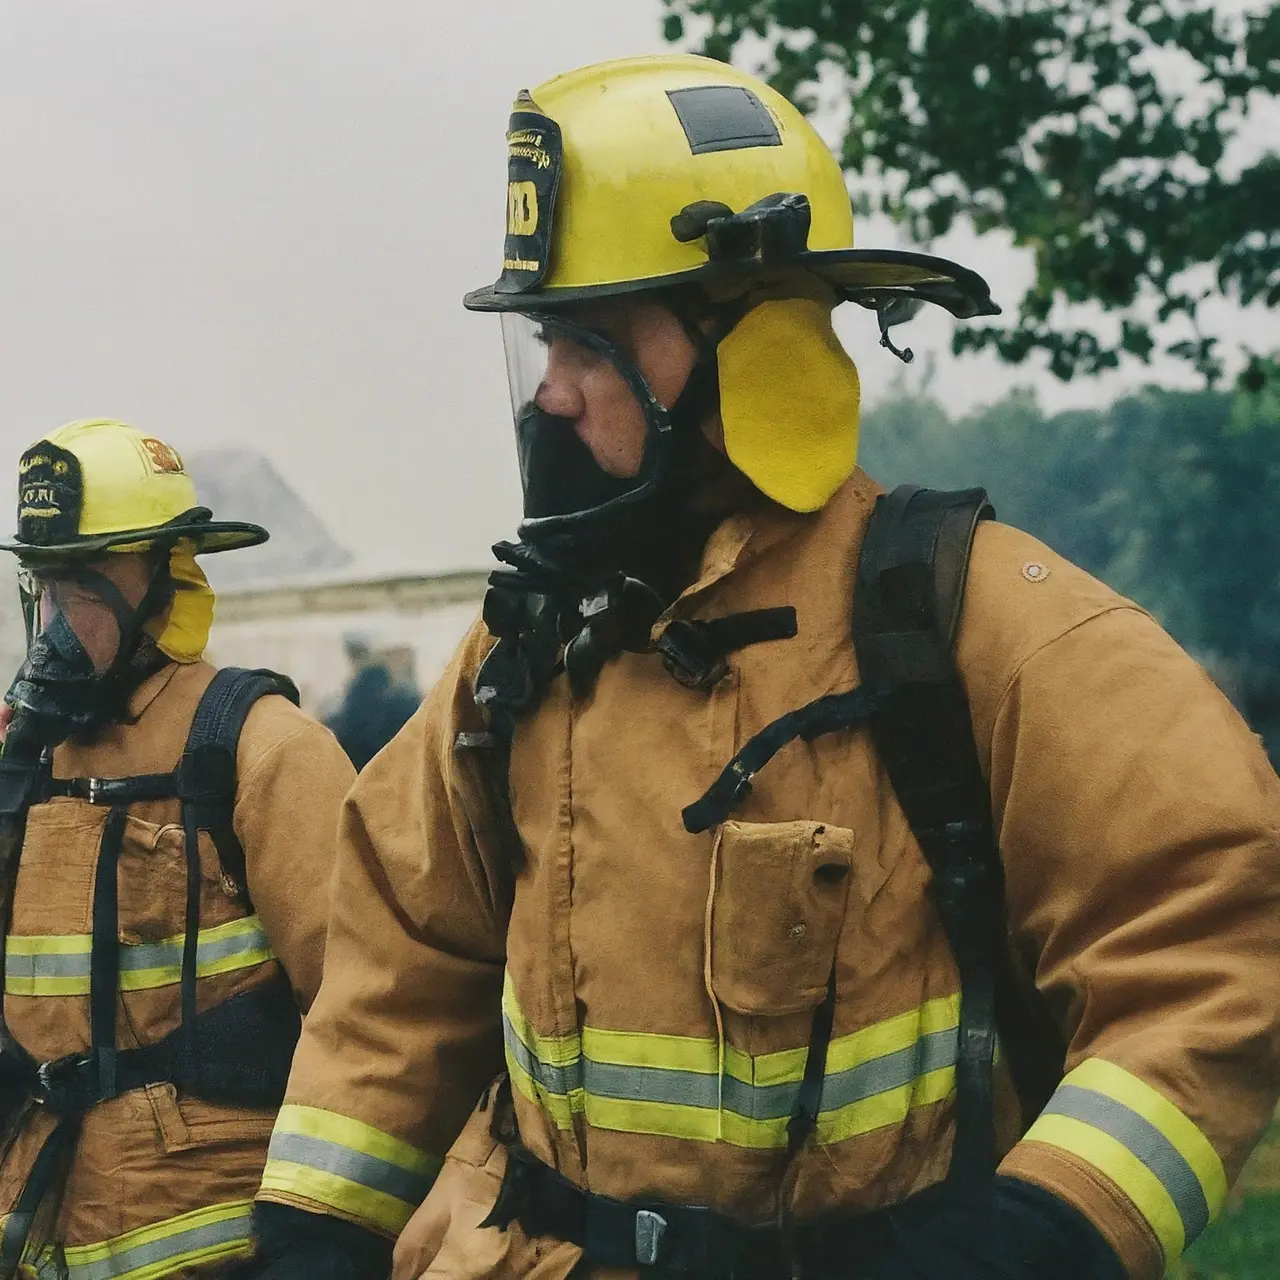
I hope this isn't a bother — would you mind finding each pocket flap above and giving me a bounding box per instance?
[711,819,856,1017]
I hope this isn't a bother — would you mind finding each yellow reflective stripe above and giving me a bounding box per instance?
[1069,1059,1228,1215]
[508,1051,581,1130]
[819,1061,956,1145]
[6,917,275,996]
[502,972,580,1067]
[588,1094,766,1146]
[258,1161,423,1236]
[824,994,962,1076]
[521,998,962,1088]
[583,1026,723,1075]
[504,976,961,1149]
[60,1200,253,1280]
[1021,1059,1227,1260]
[260,1105,441,1235]
[1025,1113,1188,1258]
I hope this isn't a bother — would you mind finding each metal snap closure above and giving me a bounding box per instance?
[788,922,808,940]
[1021,562,1050,583]
[635,1209,668,1266]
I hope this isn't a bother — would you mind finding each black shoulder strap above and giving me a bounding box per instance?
[854,486,1064,1180]
[178,667,300,903]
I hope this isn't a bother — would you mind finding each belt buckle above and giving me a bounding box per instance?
[34,1053,91,1110]
[634,1208,668,1267]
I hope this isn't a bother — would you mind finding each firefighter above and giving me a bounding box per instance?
[251,55,1280,1280]
[0,420,354,1278]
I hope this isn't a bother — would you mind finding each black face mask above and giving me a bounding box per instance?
[516,404,637,522]
[5,562,174,750]
[4,611,103,748]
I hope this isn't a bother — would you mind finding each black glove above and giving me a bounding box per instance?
[862,1176,1125,1280]
[230,1203,394,1280]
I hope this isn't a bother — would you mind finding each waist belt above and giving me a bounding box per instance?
[0,977,299,1276]
[0,976,299,1116]
[483,1145,911,1280]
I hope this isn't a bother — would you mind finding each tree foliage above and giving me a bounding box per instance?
[663,0,1280,384]
[858,374,1280,757]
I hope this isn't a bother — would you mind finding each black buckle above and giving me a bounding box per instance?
[33,1053,94,1113]
[657,621,729,692]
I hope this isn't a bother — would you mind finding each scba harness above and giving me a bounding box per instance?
[477,487,1068,1277]
[0,668,303,1276]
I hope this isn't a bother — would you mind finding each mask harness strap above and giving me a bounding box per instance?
[70,558,176,720]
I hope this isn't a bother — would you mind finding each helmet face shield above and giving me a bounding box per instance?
[499,311,674,536]
[17,565,131,674]
[5,562,149,744]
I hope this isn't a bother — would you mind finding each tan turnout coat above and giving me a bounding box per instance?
[261,470,1280,1280]
[0,661,353,1279]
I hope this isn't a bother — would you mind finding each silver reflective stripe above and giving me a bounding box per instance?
[65,1210,250,1280]
[503,1016,583,1096]
[7,951,88,981]
[506,1013,959,1119]
[1042,1084,1211,1241]
[119,925,267,975]
[6,918,272,990]
[266,1130,435,1206]
[822,1025,958,1112]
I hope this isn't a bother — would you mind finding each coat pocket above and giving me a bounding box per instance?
[146,1082,276,1153]
[711,819,855,1017]
[10,801,108,936]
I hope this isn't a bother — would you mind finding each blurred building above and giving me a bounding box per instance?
[189,448,486,712]
[206,568,485,714]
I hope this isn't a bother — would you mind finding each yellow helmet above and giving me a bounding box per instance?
[464,56,999,521]
[464,53,997,319]
[0,420,269,662]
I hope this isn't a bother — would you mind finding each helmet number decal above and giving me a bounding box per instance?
[498,107,562,293]
[507,181,539,237]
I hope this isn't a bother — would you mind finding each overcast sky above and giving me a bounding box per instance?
[2,1,1277,576]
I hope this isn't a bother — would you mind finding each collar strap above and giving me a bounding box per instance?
[657,606,798,691]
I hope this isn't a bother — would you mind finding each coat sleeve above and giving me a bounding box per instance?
[234,699,357,1009]
[256,623,509,1239]
[958,523,1280,1280]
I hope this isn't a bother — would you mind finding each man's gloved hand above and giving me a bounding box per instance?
[230,1203,394,1280]
[862,1176,1126,1280]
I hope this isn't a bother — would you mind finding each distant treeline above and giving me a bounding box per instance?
[859,380,1280,762]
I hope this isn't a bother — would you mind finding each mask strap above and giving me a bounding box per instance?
[665,296,753,439]
[63,555,176,713]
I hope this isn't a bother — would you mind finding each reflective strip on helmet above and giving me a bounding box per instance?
[504,974,960,1148]
[259,1104,441,1235]
[5,917,276,996]
[1020,1058,1227,1261]
[59,1199,253,1280]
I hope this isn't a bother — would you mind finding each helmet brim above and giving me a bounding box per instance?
[0,517,268,563]
[463,248,1000,320]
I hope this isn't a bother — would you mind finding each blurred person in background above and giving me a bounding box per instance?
[323,630,422,772]
[249,55,1280,1280]
[0,420,353,1279]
